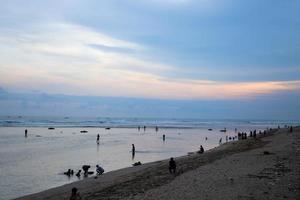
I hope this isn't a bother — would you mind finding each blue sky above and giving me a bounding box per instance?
[0,0,299,119]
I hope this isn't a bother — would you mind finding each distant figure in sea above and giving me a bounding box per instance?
[132,144,136,160]
[163,134,166,141]
[235,128,237,133]
[219,138,222,144]
[169,157,176,174]
[132,144,135,154]
[69,187,82,200]
[290,126,293,133]
[97,134,100,144]
[25,129,28,137]
[138,126,140,131]
[155,126,158,132]
[198,145,204,154]
[144,126,146,131]
[96,165,104,175]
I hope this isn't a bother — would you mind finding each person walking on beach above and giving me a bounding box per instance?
[96,134,100,144]
[25,129,28,137]
[169,157,176,174]
[69,187,82,200]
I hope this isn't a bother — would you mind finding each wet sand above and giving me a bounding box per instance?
[16,127,300,200]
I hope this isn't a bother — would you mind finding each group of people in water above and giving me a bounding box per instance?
[64,164,105,179]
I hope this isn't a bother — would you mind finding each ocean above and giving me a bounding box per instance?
[0,116,298,200]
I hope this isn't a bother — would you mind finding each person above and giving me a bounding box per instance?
[96,165,104,175]
[290,126,293,133]
[138,126,140,131]
[144,126,146,131]
[97,134,100,144]
[64,169,72,176]
[219,138,222,144]
[163,134,165,141]
[76,170,81,177]
[25,129,28,137]
[199,145,204,154]
[132,144,135,154]
[169,157,176,174]
[155,126,158,132]
[69,187,82,200]
[82,165,90,175]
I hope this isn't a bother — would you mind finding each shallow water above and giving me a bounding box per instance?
[0,120,294,200]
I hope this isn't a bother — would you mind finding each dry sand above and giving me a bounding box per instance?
[16,127,300,200]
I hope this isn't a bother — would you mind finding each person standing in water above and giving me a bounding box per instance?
[25,129,28,137]
[131,144,135,160]
[96,134,100,144]
[155,126,158,132]
[163,134,166,141]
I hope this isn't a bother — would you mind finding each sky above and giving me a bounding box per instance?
[0,0,299,119]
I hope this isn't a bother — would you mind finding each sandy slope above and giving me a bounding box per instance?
[16,128,300,200]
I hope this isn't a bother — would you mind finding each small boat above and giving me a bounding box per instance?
[48,127,55,130]
[208,128,213,131]
[105,127,111,130]
[80,130,88,133]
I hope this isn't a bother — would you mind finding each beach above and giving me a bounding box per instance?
[16,127,300,200]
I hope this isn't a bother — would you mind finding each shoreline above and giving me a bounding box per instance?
[16,127,300,200]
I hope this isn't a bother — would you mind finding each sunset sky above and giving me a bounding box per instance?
[0,0,299,118]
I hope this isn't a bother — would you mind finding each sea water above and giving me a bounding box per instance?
[0,117,297,200]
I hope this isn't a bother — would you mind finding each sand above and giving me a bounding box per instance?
[16,127,300,200]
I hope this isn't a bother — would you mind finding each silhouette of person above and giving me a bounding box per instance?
[76,170,81,177]
[64,169,72,176]
[96,165,104,175]
[143,126,146,131]
[25,129,28,137]
[199,145,204,154]
[163,134,166,141]
[69,187,82,200]
[132,144,135,159]
[82,165,90,175]
[169,157,176,174]
[97,134,100,144]
[138,126,140,131]
[155,126,158,132]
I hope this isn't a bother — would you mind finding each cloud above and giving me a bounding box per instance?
[0,21,299,100]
